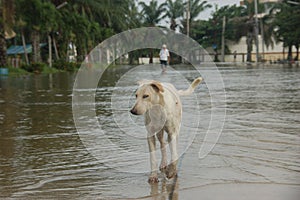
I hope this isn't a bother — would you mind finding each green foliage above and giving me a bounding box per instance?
[52,59,80,71]
[7,66,29,76]
[191,5,244,49]
[2,0,300,66]
[273,0,300,60]
[181,0,212,34]
[0,0,15,67]
[192,0,275,62]
[11,0,141,64]
[42,66,60,74]
[274,1,300,46]
[17,0,60,33]
[139,0,167,26]
[21,62,46,73]
[164,0,185,30]
[189,0,212,21]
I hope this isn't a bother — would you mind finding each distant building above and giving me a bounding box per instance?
[225,37,298,63]
[259,0,281,3]
[240,0,280,5]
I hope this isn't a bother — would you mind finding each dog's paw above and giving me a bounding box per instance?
[165,164,177,179]
[148,175,159,184]
[159,162,167,172]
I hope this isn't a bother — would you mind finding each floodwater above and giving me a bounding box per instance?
[0,64,299,199]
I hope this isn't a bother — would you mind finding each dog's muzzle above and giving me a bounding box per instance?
[130,108,138,115]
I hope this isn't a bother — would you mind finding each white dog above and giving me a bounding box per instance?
[130,77,203,183]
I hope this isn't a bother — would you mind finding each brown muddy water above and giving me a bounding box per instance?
[0,65,299,199]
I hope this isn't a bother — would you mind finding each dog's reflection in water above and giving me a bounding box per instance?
[149,177,179,200]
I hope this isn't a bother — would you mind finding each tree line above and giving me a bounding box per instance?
[0,0,299,68]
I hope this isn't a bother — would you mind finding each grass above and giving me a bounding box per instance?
[0,66,64,77]
[42,66,63,74]
[1,61,123,77]
[6,67,29,76]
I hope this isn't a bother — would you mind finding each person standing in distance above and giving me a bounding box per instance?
[159,44,170,72]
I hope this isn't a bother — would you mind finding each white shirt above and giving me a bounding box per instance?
[159,49,169,61]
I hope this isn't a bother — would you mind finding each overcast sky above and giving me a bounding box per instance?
[197,0,241,19]
[138,0,241,20]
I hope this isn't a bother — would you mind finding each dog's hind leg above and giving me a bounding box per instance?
[157,130,167,172]
[166,131,179,179]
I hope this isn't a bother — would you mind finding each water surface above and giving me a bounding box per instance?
[0,65,299,199]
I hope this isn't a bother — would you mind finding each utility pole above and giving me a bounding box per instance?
[287,0,300,5]
[260,19,265,62]
[254,0,260,63]
[221,16,226,62]
[182,0,190,64]
[48,35,52,67]
[186,0,190,37]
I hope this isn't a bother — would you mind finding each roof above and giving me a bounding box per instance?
[7,45,32,55]
[7,43,47,55]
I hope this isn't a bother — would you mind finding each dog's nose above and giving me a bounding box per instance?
[130,108,138,115]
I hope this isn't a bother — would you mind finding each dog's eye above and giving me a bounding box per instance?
[143,94,149,99]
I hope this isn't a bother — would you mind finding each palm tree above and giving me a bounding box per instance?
[126,0,142,29]
[229,0,277,62]
[164,0,185,31]
[67,1,100,60]
[17,0,60,63]
[181,0,211,34]
[139,0,166,26]
[189,0,211,22]
[61,0,136,61]
[228,0,258,62]
[0,0,15,67]
[17,0,41,63]
[273,0,300,61]
[139,0,166,63]
[259,10,277,61]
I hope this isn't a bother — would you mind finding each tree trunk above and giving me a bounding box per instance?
[295,45,299,61]
[53,37,59,60]
[0,34,7,67]
[31,30,41,63]
[129,52,134,64]
[48,34,52,67]
[170,18,176,31]
[76,39,86,62]
[21,30,29,65]
[0,14,7,67]
[246,32,253,62]
[214,49,219,62]
[149,49,153,64]
[0,2,6,67]
[287,45,292,61]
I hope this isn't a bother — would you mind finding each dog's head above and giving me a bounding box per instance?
[130,80,164,115]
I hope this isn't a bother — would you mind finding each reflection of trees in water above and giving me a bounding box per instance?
[0,73,84,198]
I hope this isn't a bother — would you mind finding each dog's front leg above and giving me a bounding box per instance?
[157,130,167,172]
[147,135,159,183]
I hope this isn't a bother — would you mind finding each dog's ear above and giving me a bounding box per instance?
[137,80,151,86]
[137,80,145,85]
[150,81,164,93]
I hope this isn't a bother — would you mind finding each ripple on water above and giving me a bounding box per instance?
[0,65,299,199]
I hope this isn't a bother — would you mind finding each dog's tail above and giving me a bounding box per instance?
[178,77,203,96]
